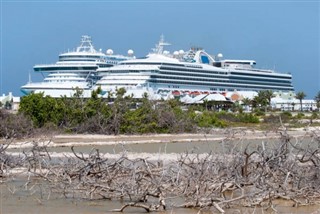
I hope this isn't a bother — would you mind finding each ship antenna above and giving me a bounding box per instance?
[152,34,171,54]
[28,71,32,83]
[77,35,95,53]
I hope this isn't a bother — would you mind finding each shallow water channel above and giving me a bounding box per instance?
[2,177,320,214]
[20,135,319,155]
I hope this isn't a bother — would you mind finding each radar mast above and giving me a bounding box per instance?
[76,35,96,53]
[152,34,171,54]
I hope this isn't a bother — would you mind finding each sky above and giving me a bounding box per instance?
[0,0,319,98]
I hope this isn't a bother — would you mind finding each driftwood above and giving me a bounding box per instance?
[1,129,320,213]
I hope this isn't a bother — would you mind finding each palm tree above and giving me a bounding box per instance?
[295,91,306,111]
[315,91,320,111]
[241,98,252,111]
[253,91,269,112]
[203,99,209,111]
[263,90,275,110]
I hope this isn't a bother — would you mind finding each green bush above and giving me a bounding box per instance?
[279,111,292,122]
[311,112,319,119]
[237,113,259,123]
[280,111,292,118]
[263,114,280,124]
[295,112,305,119]
[195,111,226,128]
[19,93,64,127]
[253,109,265,116]
[215,111,238,122]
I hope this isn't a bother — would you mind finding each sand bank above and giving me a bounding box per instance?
[3,127,319,150]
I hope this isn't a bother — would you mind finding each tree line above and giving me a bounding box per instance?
[1,88,320,139]
[1,88,259,137]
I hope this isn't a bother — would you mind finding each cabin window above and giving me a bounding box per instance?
[201,55,210,64]
[213,62,221,67]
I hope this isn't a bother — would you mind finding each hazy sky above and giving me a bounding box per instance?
[1,0,319,98]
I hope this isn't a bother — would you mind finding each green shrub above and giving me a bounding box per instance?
[19,93,64,127]
[263,114,280,124]
[253,109,265,116]
[215,111,238,122]
[311,112,319,119]
[279,111,292,122]
[237,113,259,123]
[280,111,292,118]
[295,112,305,119]
[195,111,226,128]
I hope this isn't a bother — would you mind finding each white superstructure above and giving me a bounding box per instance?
[21,35,133,98]
[95,35,294,98]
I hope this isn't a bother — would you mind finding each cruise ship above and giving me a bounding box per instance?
[21,35,134,98]
[95,36,294,99]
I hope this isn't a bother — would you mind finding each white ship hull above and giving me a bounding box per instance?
[21,35,134,98]
[96,36,294,99]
